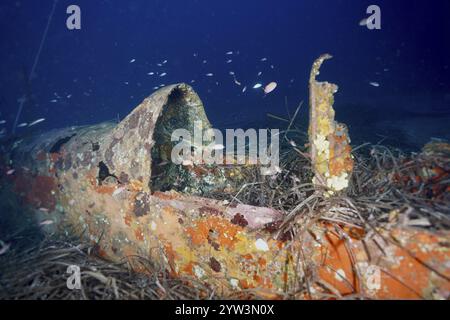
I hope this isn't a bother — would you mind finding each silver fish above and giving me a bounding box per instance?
[39,220,55,226]
[28,118,46,127]
[0,241,11,255]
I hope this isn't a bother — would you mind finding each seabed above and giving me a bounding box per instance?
[0,57,448,300]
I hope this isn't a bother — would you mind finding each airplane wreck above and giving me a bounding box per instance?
[0,56,448,300]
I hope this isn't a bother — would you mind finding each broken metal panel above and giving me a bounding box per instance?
[105,83,215,193]
[309,55,354,195]
[302,223,450,299]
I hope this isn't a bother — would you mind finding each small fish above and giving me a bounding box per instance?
[383,68,390,72]
[39,207,49,213]
[202,60,207,64]
[162,60,168,64]
[226,59,233,64]
[206,73,214,77]
[229,71,235,75]
[253,83,263,89]
[17,123,28,128]
[258,71,262,76]
[264,82,277,94]
[153,86,159,90]
[233,78,241,86]
[50,99,58,103]
[147,72,155,75]
[157,63,163,67]
[28,118,46,127]
[260,57,268,62]
[159,73,167,77]
[6,169,15,175]
[124,81,129,85]
[190,80,196,83]
[193,53,198,57]
[369,82,380,87]
[0,120,6,124]
[129,58,136,63]
[66,94,72,99]
[226,51,233,55]
[39,220,54,226]
[0,241,11,255]
[242,86,247,93]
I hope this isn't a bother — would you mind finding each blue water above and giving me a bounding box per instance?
[0,0,449,149]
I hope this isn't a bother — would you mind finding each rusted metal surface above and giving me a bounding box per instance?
[1,83,449,299]
[309,54,354,195]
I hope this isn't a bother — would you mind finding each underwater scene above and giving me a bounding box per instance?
[0,0,449,302]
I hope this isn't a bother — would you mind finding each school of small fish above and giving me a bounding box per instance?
[0,45,392,139]
[141,51,281,97]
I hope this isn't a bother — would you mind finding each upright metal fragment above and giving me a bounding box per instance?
[309,54,354,195]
